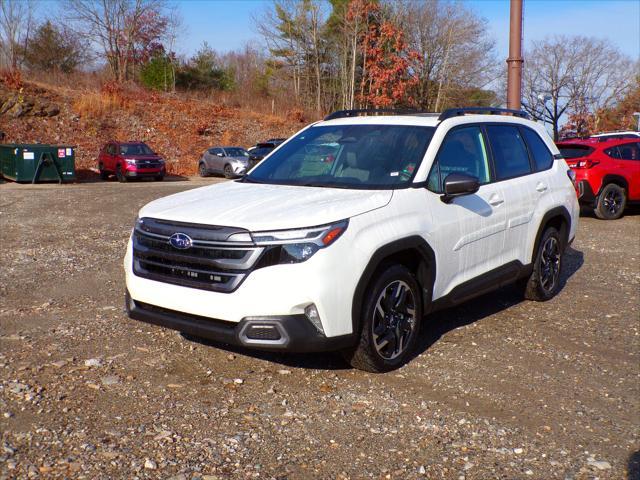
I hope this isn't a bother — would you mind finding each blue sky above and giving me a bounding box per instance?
[175,0,639,60]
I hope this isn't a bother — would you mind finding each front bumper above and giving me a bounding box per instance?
[126,169,165,178]
[126,290,354,352]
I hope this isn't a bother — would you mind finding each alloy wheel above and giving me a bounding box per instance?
[372,280,417,360]
[539,236,560,293]
[603,189,623,215]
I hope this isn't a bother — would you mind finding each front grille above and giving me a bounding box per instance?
[136,160,163,169]
[132,218,264,292]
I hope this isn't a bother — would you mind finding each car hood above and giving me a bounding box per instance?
[138,180,392,231]
[228,155,250,162]
[125,154,162,161]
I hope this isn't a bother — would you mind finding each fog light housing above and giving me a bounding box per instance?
[304,304,324,334]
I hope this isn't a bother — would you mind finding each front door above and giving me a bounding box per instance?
[425,125,507,299]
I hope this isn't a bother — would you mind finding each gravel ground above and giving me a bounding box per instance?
[1,178,638,480]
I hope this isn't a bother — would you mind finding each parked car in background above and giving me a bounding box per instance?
[247,142,280,169]
[98,141,165,182]
[557,137,640,219]
[591,131,640,141]
[247,138,287,153]
[199,146,251,178]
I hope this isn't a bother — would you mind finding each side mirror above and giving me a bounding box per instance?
[440,173,480,204]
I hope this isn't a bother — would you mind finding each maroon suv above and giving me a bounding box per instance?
[98,141,165,182]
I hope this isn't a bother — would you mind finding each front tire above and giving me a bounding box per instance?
[343,264,422,373]
[223,164,235,179]
[523,227,563,301]
[595,183,626,220]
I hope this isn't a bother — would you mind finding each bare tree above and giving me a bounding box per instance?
[255,0,327,113]
[0,0,35,70]
[64,0,168,82]
[523,35,635,141]
[393,0,498,111]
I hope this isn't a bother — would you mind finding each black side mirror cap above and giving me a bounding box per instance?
[440,172,480,204]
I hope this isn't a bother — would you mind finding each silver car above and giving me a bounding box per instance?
[198,146,251,178]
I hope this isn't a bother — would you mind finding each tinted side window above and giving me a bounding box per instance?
[427,126,490,193]
[617,142,640,160]
[604,147,621,159]
[107,144,116,155]
[486,125,531,180]
[521,128,553,171]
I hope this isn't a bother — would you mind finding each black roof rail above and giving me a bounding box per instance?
[324,109,436,120]
[438,107,529,121]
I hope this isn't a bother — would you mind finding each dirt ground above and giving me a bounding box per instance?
[1,177,638,480]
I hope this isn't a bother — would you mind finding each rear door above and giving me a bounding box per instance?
[615,142,640,200]
[484,124,541,265]
[211,148,224,172]
[105,143,116,171]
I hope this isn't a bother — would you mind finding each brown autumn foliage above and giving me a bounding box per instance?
[0,74,301,177]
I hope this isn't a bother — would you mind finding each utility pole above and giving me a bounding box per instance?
[506,0,524,110]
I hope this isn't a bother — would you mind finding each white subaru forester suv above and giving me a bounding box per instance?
[125,108,579,372]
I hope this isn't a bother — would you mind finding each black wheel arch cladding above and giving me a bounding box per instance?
[351,236,436,335]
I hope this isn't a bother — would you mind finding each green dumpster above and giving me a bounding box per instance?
[0,144,76,183]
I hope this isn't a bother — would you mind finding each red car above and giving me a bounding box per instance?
[98,141,165,182]
[557,137,640,219]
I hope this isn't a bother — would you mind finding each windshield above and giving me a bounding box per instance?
[121,143,153,155]
[559,145,594,159]
[246,124,434,189]
[225,147,249,157]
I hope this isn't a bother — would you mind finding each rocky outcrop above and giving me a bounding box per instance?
[0,91,60,118]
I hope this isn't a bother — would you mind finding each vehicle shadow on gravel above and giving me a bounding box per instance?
[629,450,640,480]
[183,334,352,370]
[184,247,584,372]
[580,203,640,218]
[408,245,585,364]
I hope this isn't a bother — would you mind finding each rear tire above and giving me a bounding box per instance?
[594,183,626,220]
[343,264,422,373]
[523,227,563,302]
[98,163,109,180]
[116,165,128,183]
[223,164,234,179]
[198,162,208,177]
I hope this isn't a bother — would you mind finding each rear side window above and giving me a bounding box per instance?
[486,125,531,180]
[604,147,621,159]
[558,145,594,159]
[427,126,490,193]
[521,128,553,171]
[616,142,640,160]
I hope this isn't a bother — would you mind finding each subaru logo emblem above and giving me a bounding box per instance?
[169,232,192,250]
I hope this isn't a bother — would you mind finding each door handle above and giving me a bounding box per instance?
[536,182,548,192]
[489,194,504,206]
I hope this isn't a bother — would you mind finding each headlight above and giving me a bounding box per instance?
[251,220,348,246]
[125,158,137,166]
[243,220,348,264]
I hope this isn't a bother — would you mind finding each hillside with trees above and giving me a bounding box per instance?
[0,0,638,175]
